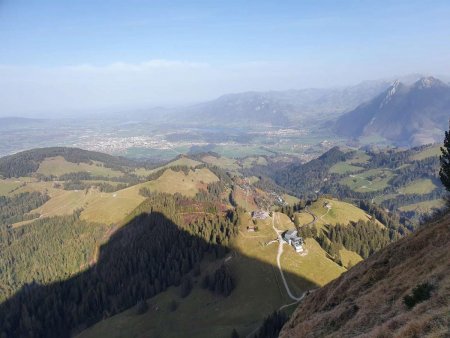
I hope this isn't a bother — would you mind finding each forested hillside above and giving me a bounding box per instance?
[0,192,239,337]
[263,144,446,226]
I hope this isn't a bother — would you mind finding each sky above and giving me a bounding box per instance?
[1,0,450,117]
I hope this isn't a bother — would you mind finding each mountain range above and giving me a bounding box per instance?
[175,79,393,126]
[334,77,450,146]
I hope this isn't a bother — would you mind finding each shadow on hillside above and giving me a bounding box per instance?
[0,211,318,338]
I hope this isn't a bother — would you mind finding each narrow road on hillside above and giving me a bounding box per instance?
[245,212,312,338]
[303,206,318,226]
[272,213,303,302]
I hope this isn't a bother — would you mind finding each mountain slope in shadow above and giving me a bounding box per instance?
[0,208,317,338]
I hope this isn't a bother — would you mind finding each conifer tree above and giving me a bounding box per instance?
[440,121,450,191]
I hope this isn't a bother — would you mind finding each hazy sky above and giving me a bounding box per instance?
[1,0,450,116]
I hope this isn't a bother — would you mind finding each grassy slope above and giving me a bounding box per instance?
[37,156,123,177]
[138,168,219,197]
[0,179,23,196]
[411,145,442,161]
[400,178,437,195]
[346,151,371,164]
[339,247,363,269]
[309,198,379,227]
[10,167,219,226]
[241,156,268,169]
[399,199,446,213]
[339,168,394,192]
[201,155,241,171]
[282,193,300,205]
[138,156,202,176]
[329,162,364,174]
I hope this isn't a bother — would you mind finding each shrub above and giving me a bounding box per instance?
[403,282,433,309]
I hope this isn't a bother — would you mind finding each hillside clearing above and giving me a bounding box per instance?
[329,162,364,174]
[37,156,123,177]
[411,145,441,161]
[138,168,219,197]
[399,178,437,195]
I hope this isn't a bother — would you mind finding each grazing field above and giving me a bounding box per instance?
[399,199,446,213]
[211,145,273,158]
[339,247,363,269]
[201,155,241,171]
[231,185,258,211]
[37,156,123,177]
[161,156,202,168]
[281,238,346,294]
[329,162,364,174]
[295,212,314,225]
[309,198,380,227]
[139,168,219,197]
[399,178,437,195]
[282,193,300,205]
[79,187,146,224]
[12,167,219,226]
[241,156,268,169]
[0,179,23,195]
[12,180,145,225]
[134,156,202,176]
[339,168,394,192]
[346,151,371,164]
[411,145,441,161]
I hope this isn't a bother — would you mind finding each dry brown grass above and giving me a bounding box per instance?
[280,212,450,338]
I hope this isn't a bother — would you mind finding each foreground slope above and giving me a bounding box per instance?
[280,211,450,338]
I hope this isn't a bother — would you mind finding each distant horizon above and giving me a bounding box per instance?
[0,72,449,119]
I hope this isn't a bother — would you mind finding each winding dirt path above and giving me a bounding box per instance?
[271,213,303,302]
